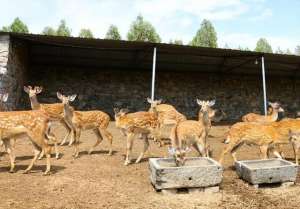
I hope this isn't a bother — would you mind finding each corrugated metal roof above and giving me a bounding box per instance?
[2,32,300,76]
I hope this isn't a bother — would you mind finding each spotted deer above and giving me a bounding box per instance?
[219,119,300,165]
[242,102,284,122]
[24,86,75,149]
[147,99,186,147]
[114,105,159,166]
[57,92,113,158]
[0,110,55,175]
[168,100,216,166]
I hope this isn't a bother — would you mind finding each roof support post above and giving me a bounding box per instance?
[151,47,157,100]
[261,56,268,116]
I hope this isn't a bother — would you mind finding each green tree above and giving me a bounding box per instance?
[79,28,93,38]
[169,39,183,45]
[296,46,300,55]
[255,38,273,53]
[127,15,161,43]
[105,25,121,40]
[56,20,71,36]
[41,26,56,35]
[1,17,29,33]
[190,19,217,48]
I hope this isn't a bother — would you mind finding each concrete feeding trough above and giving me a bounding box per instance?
[149,157,223,194]
[235,159,298,188]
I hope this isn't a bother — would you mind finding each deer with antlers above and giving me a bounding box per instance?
[0,110,55,175]
[242,102,284,123]
[57,92,113,158]
[168,99,216,166]
[114,102,159,165]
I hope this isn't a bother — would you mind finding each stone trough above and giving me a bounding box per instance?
[235,159,298,188]
[149,157,223,194]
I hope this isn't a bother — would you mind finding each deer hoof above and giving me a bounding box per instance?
[22,170,30,174]
[124,160,131,166]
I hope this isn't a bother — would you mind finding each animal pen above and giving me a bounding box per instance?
[0,32,300,120]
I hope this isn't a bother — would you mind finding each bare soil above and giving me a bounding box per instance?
[0,123,299,209]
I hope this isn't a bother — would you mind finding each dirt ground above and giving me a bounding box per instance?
[0,122,300,209]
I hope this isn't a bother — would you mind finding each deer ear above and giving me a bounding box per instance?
[57,92,63,100]
[69,94,77,102]
[147,97,153,103]
[1,93,8,102]
[209,100,216,107]
[196,99,202,106]
[24,86,30,93]
[121,108,129,114]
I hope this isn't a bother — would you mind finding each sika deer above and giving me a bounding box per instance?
[114,106,159,165]
[169,100,215,166]
[0,110,55,174]
[57,92,113,158]
[147,98,186,147]
[24,86,74,150]
[242,102,284,122]
[219,119,300,165]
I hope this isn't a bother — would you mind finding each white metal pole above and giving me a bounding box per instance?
[151,47,157,100]
[261,56,267,116]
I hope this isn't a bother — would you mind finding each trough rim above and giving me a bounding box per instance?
[236,158,298,171]
[149,157,223,170]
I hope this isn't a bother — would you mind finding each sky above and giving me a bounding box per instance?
[1,0,299,52]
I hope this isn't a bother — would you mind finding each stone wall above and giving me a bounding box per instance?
[24,66,300,121]
[0,36,28,110]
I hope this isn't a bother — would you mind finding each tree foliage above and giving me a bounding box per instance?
[79,28,94,38]
[41,26,56,36]
[127,15,161,43]
[1,17,29,33]
[105,25,121,40]
[190,19,217,48]
[255,38,273,53]
[56,20,71,36]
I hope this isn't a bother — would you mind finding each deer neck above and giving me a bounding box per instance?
[30,95,41,110]
[63,103,74,120]
[199,109,211,129]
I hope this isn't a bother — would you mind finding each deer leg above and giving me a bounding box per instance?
[73,128,81,158]
[88,129,103,155]
[259,145,269,159]
[43,145,52,175]
[292,142,300,165]
[135,134,149,164]
[23,143,42,174]
[47,132,60,159]
[59,119,72,146]
[125,132,134,166]
[3,139,15,173]
[101,129,113,155]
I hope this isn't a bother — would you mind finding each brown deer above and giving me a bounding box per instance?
[114,105,159,166]
[0,110,55,175]
[24,86,75,149]
[169,99,216,166]
[219,119,300,165]
[57,92,113,158]
[147,99,186,147]
[242,102,284,122]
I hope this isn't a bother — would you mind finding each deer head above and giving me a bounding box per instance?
[288,129,300,143]
[24,86,43,98]
[197,99,216,112]
[57,92,77,105]
[268,102,284,112]
[168,147,191,166]
[113,108,129,118]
